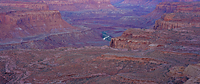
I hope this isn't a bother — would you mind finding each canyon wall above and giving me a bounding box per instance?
[153,2,200,29]
[143,1,200,20]
[0,1,77,44]
[111,2,200,51]
[120,0,200,5]
[1,0,116,11]
[0,1,49,10]
[110,27,200,54]
[154,12,200,29]
[41,0,116,11]
[0,10,75,44]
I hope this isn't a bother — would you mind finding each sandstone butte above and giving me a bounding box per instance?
[0,1,76,44]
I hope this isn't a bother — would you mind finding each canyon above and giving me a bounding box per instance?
[0,0,200,84]
[110,1,200,50]
[109,1,200,83]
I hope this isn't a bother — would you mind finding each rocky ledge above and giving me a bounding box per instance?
[0,10,75,44]
[144,1,200,22]
[154,12,200,29]
[153,2,200,29]
[110,27,200,54]
[0,1,77,44]
[120,0,200,6]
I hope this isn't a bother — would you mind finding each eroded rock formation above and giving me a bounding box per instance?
[154,12,200,29]
[0,9,75,44]
[41,0,116,11]
[120,0,200,6]
[0,1,49,10]
[1,0,116,11]
[110,27,200,54]
[0,45,199,83]
[0,1,77,45]
[153,2,200,29]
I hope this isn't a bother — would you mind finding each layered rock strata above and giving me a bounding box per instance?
[153,2,200,29]
[0,10,75,44]
[143,1,200,25]
[120,0,200,6]
[2,0,116,11]
[41,0,116,11]
[110,27,200,54]
[154,12,200,29]
[0,1,49,10]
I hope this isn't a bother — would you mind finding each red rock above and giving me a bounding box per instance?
[143,1,200,24]
[154,12,200,29]
[110,28,155,50]
[0,1,49,10]
[120,0,199,6]
[0,7,76,44]
[153,2,200,29]
[110,27,200,53]
[0,43,199,83]
[5,0,116,11]
[44,0,116,11]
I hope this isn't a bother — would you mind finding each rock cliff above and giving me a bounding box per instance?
[153,2,200,29]
[110,27,200,53]
[143,1,200,20]
[0,10,75,44]
[154,12,200,29]
[0,1,77,44]
[120,0,200,6]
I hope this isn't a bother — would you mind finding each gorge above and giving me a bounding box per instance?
[0,0,200,84]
